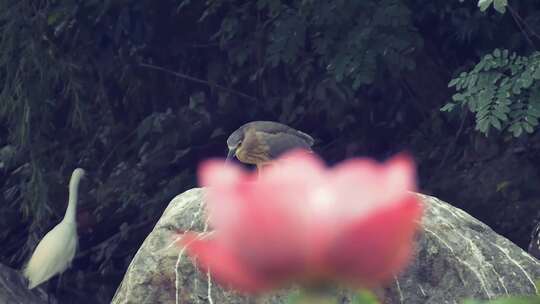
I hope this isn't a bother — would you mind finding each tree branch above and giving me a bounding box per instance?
[138,63,259,102]
[507,5,538,50]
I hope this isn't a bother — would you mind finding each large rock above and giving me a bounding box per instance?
[111,188,540,304]
[0,263,50,304]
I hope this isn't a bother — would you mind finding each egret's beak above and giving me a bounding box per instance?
[226,148,236,163]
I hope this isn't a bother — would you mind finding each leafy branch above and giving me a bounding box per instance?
[442,49,540,137]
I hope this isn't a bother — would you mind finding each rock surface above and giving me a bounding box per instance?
[111,188,540,304]
[0,263,50,304]
[426,151,540,250]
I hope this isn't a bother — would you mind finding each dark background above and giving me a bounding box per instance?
[1,0,540,303]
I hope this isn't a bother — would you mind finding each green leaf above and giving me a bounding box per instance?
[523,122,535,133]
[449,78,460,88]
[493,0,508,14]
[441,103,456,112]
[452,93,466,102]
[533,67,540,80]
[510,123,523,137]
[477,116,491,134]
[478,0,493,12]
[526,115,539,126]
[512,84,522,95]
[475,60,486,72]
[477,107,490,119]
[493,108,508,121]
[467,74,479,89]
[521,73,534,88]
[491,116,502,130]
[528,107,540,118]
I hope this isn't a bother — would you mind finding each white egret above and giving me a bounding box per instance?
[23,168,86,289]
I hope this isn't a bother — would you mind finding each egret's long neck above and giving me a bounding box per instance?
[63,171,83,223]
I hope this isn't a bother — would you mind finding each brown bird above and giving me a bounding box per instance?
[226,121,314,171]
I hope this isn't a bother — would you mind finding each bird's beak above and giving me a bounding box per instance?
[226,148,236,163]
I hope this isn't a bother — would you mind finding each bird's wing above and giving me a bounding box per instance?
[257,130,313,159]
[242,121,315,147]
[237,128,270,164]
[23,222,78,289]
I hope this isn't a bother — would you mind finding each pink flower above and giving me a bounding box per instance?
[180,151,423,293]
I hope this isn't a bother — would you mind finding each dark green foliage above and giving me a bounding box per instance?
[443,49,540,137]
[192,0,421,91]
[441,1,540,138]
[478,0,509,14]
[0,0,212,301]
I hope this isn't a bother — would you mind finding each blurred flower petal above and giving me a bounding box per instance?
[181,232,272,293]
[327,195,422,286]
[181,150,423,293]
